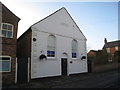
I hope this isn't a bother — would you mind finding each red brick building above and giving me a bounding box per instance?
[87,50,97,57]
[87,38,120,72]
[0,2,20,85]
[103,38,120,55]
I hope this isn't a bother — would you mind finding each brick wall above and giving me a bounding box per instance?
[17,28,32,58]
[118,47,120,51]
[2,40,16,85]
[1,3,20,85]
[110,47,116,54]
[93,63,120,72]
[87,51,96,56]
[2,4,20,39]
[17,29,32,80]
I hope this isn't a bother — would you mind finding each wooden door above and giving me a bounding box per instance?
[61,58,67,76]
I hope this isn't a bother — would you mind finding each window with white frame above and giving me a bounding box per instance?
[72,39,78,58]
[0,56,11,72]
[0,23,14,38]
[106,48,110,53]
[47,35,56,57]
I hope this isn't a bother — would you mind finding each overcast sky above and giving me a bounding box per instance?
[1,0,119,52]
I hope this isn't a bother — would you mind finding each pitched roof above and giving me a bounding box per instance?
[1,2,20,21]
[103,40,120,48]
[31,7,86,40]
[90,50,98,53]
[18,7,87,40]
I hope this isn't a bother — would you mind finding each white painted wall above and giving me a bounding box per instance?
[31,8,87,79]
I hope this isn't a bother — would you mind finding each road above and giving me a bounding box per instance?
[4,69,119,88]
[52,69,119,88]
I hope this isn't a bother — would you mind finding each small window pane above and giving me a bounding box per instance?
[7,31,12,38]
[2,30,7,37]
[2,24,7,29]
[8,25,12,30]
[2,61,10,71]
[47,51,51,55]
[51,51,55,54]
[0,61,10,72]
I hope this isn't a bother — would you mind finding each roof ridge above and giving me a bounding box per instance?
[107,40,120,44]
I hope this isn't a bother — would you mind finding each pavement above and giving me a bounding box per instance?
[2,69,120,89]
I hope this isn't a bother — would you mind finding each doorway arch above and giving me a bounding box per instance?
[61,52,68,58]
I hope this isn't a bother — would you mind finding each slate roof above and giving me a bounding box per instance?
[103,40,120,48]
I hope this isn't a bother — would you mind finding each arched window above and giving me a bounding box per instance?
[72,39,78,58]
[47,35,56,57]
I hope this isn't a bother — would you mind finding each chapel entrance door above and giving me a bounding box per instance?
[61,58,67,76]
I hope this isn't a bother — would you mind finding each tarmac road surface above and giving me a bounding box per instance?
[3,69,119,88]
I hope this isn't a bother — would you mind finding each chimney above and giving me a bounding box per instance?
[104,38,107,44]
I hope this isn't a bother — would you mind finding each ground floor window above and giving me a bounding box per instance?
[0,56,11,72]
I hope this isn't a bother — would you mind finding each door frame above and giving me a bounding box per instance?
[61,53,68,76]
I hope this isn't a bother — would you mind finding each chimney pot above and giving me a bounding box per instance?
[104,38,107,44]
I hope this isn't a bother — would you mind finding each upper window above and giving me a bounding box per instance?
[0,23,14,38]
[0,56,11,72]
[47,35,56,57]
[72,39,78,58]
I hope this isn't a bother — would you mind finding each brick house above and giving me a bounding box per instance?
[87,50,98,57]
[17,7,88,82]
[103,38,120,55]
[102,38,120,62]
[87,38,120,72]
[0,2,20,85]
[88,38,120,62]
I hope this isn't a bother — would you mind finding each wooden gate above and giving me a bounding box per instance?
[87,60,92,73]
[16,57,29,83]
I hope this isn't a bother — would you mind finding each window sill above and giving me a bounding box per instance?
[71,58,80,60]
[47,57,57,60]
[0,36,13,39]
[0,71,11,73]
